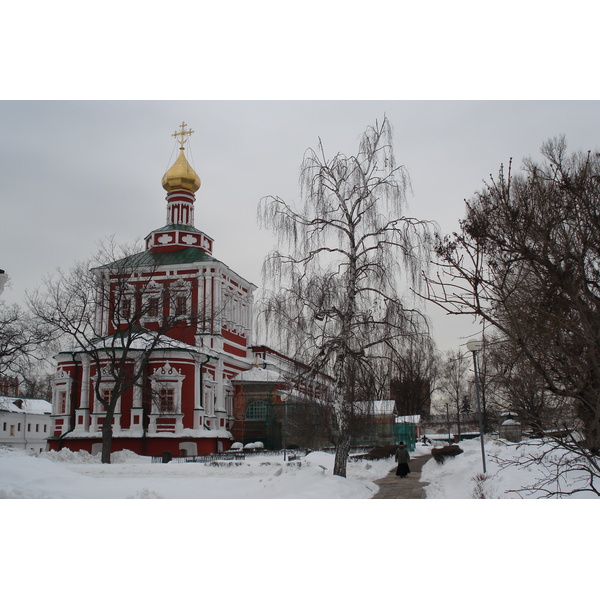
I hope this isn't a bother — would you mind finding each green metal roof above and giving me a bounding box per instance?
[98,247,219,270]
[94,245,256,289]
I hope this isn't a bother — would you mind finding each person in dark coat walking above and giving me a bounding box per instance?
[395,441,411,477]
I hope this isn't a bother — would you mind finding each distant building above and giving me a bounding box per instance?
[0,268,7,295]
[0,396,52,453]
[0,375,19,397]
[231,345,329,449]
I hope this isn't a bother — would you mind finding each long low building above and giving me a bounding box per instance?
[0,396,53,454]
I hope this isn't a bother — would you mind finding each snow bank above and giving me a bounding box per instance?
[421,437,600,498]
[38,448,144,464]
[0,446,394,499]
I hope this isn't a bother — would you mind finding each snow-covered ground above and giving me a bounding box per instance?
[2,440,597,598]
[422,437,600,499]
[2,437,599,499]
[0,446,398,499]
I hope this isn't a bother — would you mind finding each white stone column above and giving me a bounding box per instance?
[80,355,90,409]
[74,355,90,433]
[129,355,144,433]
[215,359,225,413]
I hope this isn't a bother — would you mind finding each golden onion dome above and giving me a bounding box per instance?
[161,148,201,193]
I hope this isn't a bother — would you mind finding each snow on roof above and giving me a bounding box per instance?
[61,428,233,439]
[0,397,52,415]
[58,330,212,357]
[372,400,396,414]
[395,414,421,424]
[232,366,287,383]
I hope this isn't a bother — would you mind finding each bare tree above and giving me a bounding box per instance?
[439,349,469,438]
[483,336,575,436]
[0,298,53,384]
[18,366,54,401]
[423,137,600,490]
[258,117,433,476]
[390,333,437,419]
[28,239,196,463]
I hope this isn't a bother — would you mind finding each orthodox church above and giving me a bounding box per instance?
[47,123,309,457]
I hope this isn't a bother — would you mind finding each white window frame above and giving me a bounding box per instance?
[150,362,186,415]
[52,368,72,415]
[90,366,122,414]
[140,281,164,325]
[113,283,136,326]
[169,279,192,322]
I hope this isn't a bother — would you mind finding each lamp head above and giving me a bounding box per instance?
[466,339,483,353]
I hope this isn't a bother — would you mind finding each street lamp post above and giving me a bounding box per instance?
[281,392,288,462]
[444,398,452,444]
[467,339,486,474]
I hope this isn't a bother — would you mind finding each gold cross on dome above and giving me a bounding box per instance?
[172,121,194,149]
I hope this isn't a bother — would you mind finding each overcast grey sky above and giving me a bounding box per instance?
[2,100,599,351]
[2,2,600,354]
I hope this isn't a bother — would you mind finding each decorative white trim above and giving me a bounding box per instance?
[53,367,72,381]
[51,368,73,434]
[182,234,198,245]
[148,362,186,433]
[158,233,174,244]
[140,283,164,325]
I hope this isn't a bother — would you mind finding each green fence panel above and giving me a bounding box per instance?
[395,423,416,451]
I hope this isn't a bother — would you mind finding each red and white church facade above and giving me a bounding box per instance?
[47,123,299,457]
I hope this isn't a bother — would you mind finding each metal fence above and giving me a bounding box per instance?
[150,448,311,464]
[150,452,246,464]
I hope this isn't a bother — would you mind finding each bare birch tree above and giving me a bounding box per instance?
[258,117,434,477]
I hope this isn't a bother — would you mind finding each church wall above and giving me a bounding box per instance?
[49,436,229,456]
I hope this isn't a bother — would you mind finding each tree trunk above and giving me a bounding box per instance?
[101,411,114,464]
[332,390,351,477]
[579,399,600,453]
[455,395,462,440]
[333,430,351,478]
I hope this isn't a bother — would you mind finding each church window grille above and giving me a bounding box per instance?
[175,295,187,316]
[246,400,268,420]
[159,387,176,413]
[120,298,132,319]
[168,279,192,321]
[147,296,160,318]
[100,388,112,410]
